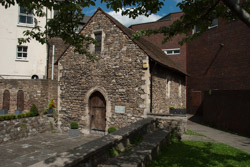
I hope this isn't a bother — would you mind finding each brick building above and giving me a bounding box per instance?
[186,18,250,136]
[130,12,186,72]
[55,8,186,133]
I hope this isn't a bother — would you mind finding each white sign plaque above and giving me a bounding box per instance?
[115,106,125,113]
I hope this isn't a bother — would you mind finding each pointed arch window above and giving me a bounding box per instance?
[2,90,10,111]
[17,90,24,111]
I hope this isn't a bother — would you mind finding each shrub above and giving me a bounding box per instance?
[48,99,56,109]
[43,108,48,115]
[169,106,175,110]
[30,104,39,116]
[17,113,25,118]
[108,126,117,133]
[0,114,16,121]
[70,121,79,129]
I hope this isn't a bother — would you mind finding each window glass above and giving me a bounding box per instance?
[27,16,33,24]
[209,18,218,28]
[19,7,33,24]
[17,46,28,60]
[163,48,180,55]
[95,32,102,52]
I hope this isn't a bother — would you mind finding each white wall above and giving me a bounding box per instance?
[0,5,51,79]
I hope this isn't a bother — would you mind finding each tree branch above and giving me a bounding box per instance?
[222,0,250,27]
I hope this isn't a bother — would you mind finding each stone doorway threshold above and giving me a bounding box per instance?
[0,132,100,167]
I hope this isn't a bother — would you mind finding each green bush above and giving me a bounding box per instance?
[108,126,117,133]
[70,121,79,129]
[17,112,35,119]
[17,113,25,118]
[0,114,16,121]
[169,106,175,110]
[48,99,56,109]
[43,108,48,115]
[30,104,39,116]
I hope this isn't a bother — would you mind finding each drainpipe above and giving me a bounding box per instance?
[51,45,55,80]
[45,7,49,79]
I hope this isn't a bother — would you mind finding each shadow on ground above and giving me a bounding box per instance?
[150,140,250,167]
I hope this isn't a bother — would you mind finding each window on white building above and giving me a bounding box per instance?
[17,46,28,60]
[163,48,180,55]
[19,7,33,24]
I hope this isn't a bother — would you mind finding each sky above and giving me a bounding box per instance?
[82,0,181,27]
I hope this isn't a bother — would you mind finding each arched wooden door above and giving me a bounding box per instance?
[89,91,106,131]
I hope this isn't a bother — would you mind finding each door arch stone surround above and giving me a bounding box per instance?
[84,86,111,134]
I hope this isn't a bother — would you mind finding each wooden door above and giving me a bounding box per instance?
[89,91,106,131]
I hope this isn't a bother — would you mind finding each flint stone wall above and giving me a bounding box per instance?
[58,10,150,132]
[0,79,58,114]
[152,65,186,113]
[0,115,53,144]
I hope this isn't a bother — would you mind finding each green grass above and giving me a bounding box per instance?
[185,129,205,136]
[150,140,250,167]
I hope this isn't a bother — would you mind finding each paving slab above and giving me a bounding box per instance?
[187,115,250,154]
[0,132,100,167]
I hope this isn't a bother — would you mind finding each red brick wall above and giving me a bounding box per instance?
[201,90,250,137]
[186,18,250,136]
[130,12,186,72]
[187,18,250,114]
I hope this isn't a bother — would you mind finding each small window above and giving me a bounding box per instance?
[19,7,33,24]
[163,48,180,55]
[193,25,200,34]
[208,18,218,29]
[178,81,182,98]
[166,80,171,98]
[53,10,59,18]
[194,18,218,34]
[17,46,28,60]
[95,32,102,53]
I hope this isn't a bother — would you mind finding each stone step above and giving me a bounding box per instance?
[98,129,171,167]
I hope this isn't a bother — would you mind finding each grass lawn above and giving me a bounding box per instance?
[185,129,205,136]
[150,140,250,167]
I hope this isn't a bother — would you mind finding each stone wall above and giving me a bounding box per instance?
[58,10,150,132]
[152,65,186,113]
[0,115,53,144]
[0,80,58,114]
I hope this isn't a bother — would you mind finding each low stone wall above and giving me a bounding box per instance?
[0,79,58,114]
[0,115,54,144]
[148,113,187,138]
[31,117,186,167]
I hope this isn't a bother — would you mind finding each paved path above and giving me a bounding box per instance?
[186,115,250,154]
[0,132,100,167]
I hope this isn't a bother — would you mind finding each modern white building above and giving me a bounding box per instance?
[0,5,53,79]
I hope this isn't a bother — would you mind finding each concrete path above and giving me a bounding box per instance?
[0,132,100,167]
[186,115,250,154]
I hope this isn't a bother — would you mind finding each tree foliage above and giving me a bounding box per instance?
[133,0,250,45]
[1,0,249,57]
